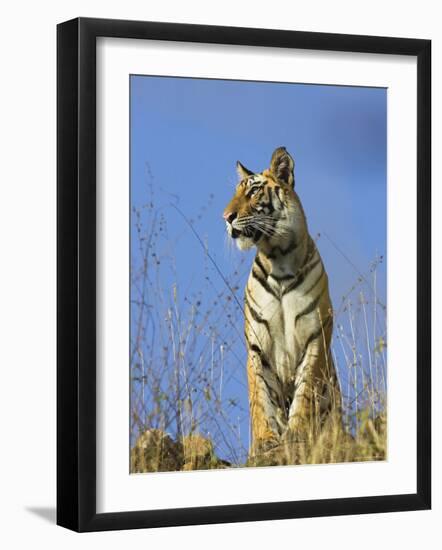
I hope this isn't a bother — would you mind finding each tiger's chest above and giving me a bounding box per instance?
[246,269,314,385]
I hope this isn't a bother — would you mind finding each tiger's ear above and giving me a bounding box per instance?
[270,147,295,187]
[236,161,253,180]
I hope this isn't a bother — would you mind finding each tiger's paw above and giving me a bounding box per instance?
[248,436,285,467]
[280,425,310,465]
[254,436,280,454]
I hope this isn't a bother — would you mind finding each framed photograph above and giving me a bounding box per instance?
[57,17,431,532]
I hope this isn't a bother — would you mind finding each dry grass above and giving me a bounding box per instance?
[247,411,386,468]
[130,177,250,467]
[131,409,386,472]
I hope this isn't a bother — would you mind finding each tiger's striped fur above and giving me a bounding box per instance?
[223,147,342,461]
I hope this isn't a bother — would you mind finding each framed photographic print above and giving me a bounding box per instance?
[57,17,431,532]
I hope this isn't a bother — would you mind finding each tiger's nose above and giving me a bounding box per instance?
[223,211,237,224]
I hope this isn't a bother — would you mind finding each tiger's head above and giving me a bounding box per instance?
[223,147,305,251]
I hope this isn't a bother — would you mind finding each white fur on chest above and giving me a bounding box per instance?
[247,271,315,385]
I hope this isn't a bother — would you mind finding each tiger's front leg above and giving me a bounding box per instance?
[282,341,325,454]
[246,350,286,460]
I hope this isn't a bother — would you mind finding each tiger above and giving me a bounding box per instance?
[223,147,342,463]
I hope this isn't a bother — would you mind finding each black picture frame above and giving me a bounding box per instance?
[57,17,431,532]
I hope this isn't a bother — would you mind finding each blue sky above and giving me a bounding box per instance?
[130,75,387,462]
